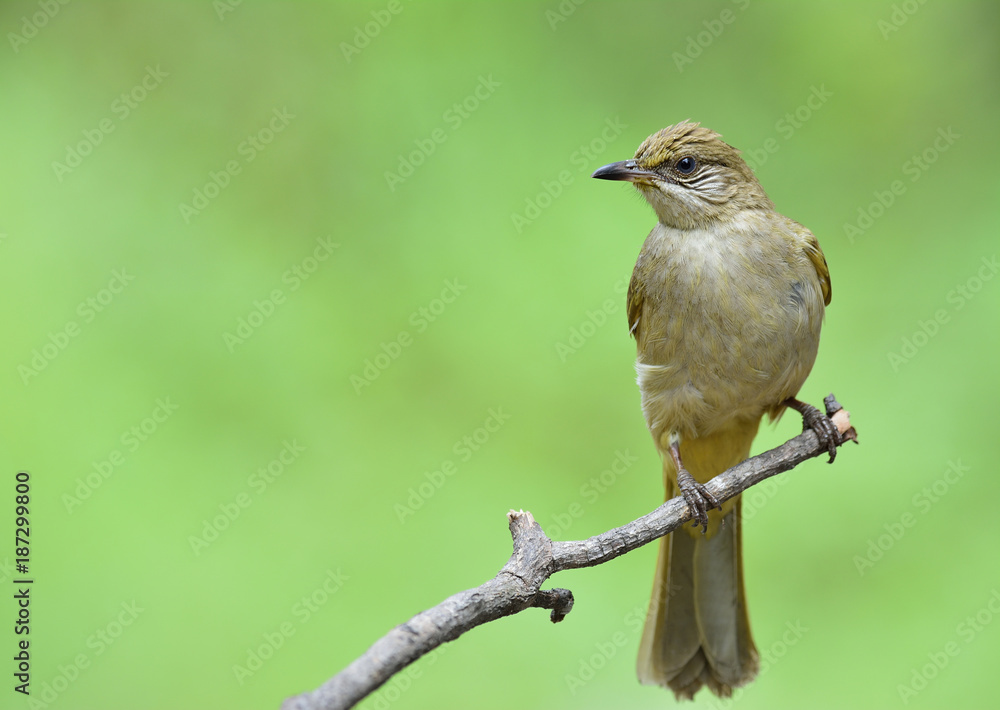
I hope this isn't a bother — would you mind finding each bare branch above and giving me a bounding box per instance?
[282,397,857,710]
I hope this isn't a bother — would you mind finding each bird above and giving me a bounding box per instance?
[592,120,838,699]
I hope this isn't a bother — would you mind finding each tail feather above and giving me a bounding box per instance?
[638,504,758,698]
[695,510,742,680]
[637,424,760,699]
[637,527,699,685]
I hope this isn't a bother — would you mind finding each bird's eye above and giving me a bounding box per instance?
[675,156,697,175]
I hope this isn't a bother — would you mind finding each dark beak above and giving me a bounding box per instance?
[591,159,654,182]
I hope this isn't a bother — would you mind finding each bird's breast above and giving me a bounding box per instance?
[633,215,824,439]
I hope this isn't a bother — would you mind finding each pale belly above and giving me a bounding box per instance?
[633,221,824,444]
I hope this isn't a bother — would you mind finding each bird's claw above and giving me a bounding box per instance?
[676,468,719,533]
[798,402,841,462]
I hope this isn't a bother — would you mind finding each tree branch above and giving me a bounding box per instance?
[282,395,857,710]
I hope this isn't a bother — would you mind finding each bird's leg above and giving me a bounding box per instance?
[784,397,841,462]
[667,433,719,533]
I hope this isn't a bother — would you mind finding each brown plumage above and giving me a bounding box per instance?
[593,121,831,699]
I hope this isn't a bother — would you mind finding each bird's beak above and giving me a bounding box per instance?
[591,159,655,182]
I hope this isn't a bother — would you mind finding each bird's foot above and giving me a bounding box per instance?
[676,465,720,533]
[784,397,841,462]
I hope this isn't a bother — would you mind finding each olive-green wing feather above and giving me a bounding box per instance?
[627,261,644,341]
[803,233,832,306]
[784,216,831,306]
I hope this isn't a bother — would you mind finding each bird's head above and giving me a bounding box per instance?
[592,120,771,229]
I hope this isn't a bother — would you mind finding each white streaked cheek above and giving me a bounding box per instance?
[688,170,730,203]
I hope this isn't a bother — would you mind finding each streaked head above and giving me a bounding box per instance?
[592,121,771,229]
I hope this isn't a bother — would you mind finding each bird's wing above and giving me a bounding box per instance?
[804,232,832,306]
[785,217,831,306]
[627,261,644,341]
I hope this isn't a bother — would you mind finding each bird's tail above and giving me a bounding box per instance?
[636,425,760,699]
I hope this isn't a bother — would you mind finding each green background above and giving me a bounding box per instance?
[2,1,998,708]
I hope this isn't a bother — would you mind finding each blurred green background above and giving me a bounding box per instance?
[2,2,998,709]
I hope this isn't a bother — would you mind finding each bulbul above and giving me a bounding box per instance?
[592,121,837,699]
